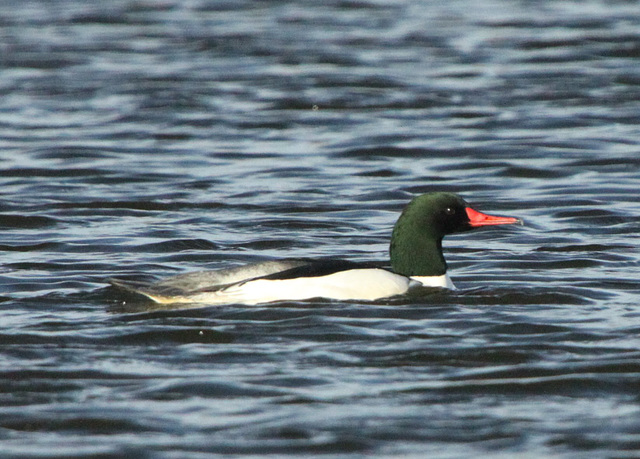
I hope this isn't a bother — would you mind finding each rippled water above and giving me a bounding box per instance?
[1,0,640,457]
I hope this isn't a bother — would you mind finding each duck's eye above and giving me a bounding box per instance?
[444,207,455,216]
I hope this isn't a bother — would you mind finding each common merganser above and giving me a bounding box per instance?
[110,192,520,305]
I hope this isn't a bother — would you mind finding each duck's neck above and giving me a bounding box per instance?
[389,216,447,277]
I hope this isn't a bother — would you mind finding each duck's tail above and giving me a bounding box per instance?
[108,278,181,304]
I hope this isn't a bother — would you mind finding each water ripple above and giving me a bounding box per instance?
[1,0,640,457]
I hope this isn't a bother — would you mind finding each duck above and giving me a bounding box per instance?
[109,192,520,305]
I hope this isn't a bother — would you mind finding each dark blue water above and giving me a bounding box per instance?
[1,1,640,457]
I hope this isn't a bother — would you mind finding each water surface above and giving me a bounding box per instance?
[1,1,640,457]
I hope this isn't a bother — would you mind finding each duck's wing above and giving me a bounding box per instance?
[109,259,314,302]
[154,259,312,290]
[256,259,381,281]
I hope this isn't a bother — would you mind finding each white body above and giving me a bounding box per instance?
[149,268,455,305]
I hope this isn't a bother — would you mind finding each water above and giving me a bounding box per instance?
[1,0,640,457]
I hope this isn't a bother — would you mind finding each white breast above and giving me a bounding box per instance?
[411,273,456,290]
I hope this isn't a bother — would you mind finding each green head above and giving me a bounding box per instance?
[389,192,519,277]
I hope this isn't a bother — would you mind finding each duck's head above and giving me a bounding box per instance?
[390,192,520,277]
